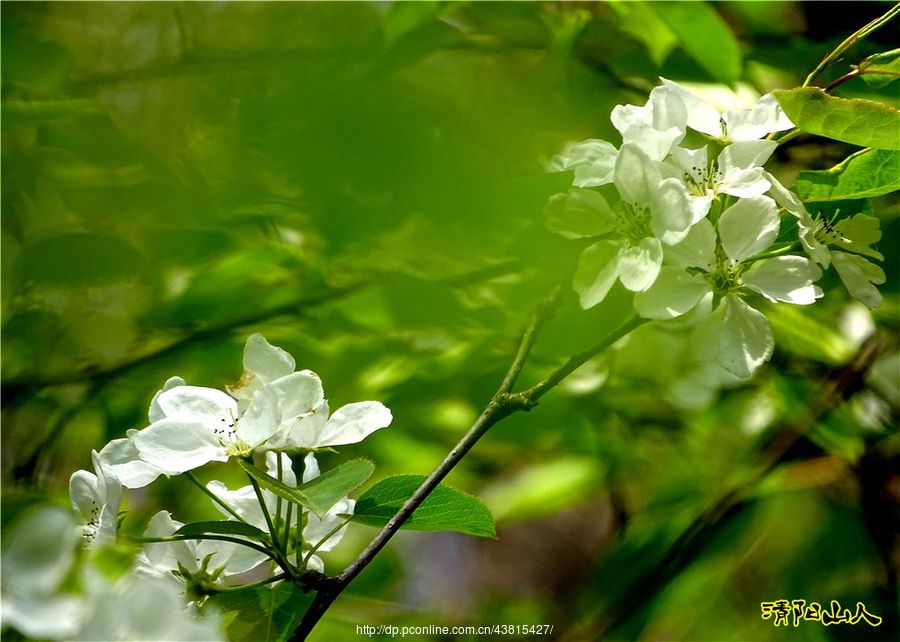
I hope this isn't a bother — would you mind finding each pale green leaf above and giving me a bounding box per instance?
[797,148,900,201]
[653,2,742,84]
[609,2,677,66]
[772,88,900,149]
[239,458,374,518]
[353,475,496,538]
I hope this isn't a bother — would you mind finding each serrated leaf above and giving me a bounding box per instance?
[353,475,496,538]
[798,148,900,201]
[652,2,742,84]
[239,458,374,518]
[174,521,267,541]
[772,88,900,149]
[858,49,900,88]
[205,582,313,642]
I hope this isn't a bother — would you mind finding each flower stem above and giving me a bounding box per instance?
[275,455,284,543]
[185,471,247,524]
[245,465,284,559]
[302,515,354,569]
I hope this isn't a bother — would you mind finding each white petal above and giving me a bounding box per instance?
[243,333,296,383]
[633,267,710,319]
[614,144,661,206]
[97,435,164,489]
[619,123,684,162]
[544,188,616,239]
[618,237,663,291]
[302,452,321,484]
[718,166,771,198]
[272,370,326,421]
[665,218,716,269]
[718,140,777,170]
[206,481,270,529]
[743,256,823,304]
[148,376,186,422]
[2,594,84,639]
[236,385,279,448]
[660,78,723,138]
[2,506,77,595]
[551,139,618,188]
[317,401,393,447]
[265,451,297,487]
[269,401,330,450]
[69,470,100,520]
[723,94,794,141]
[718,195,780,263]
[832,251,885,309]
[767,174,831,267]
[305,498,355,552]
[143,510,198,573]
[669,145,709,177]
[134,419,226,473]
[155,386,238,425]
[689,194,714,224]
[651,178,692,245]
[573,240,621,309]
[698,295,774,379]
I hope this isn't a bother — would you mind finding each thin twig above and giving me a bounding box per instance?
[290,295,649,641]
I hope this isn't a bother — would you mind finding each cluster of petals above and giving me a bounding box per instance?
[98,334,392,487]
[551,79,796,316]
[546,78,878,378]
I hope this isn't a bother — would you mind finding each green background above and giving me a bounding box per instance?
[2,2,897,641]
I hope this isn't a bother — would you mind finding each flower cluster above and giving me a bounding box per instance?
[2,334,392,640]
[549,78,885,379]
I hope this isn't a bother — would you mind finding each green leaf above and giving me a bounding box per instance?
[352,475,496,538]
[174,521,268,541]
[206,583,313,642]
[858,49,900,88]
[797,148,900,201]
[609,2,677,66]
[772,88,900,149]
[652,2,742,84]
[239,458,374,518]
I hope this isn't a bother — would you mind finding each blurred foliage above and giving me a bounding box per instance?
[1,2,898,641]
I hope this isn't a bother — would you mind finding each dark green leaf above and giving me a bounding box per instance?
[652,2,742,84]
[206,582,313,642]
[797,148,900,201]
[772,88,900,149]
[174,521,268,541]
[239,458,374,518]
[353,475,496,538]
